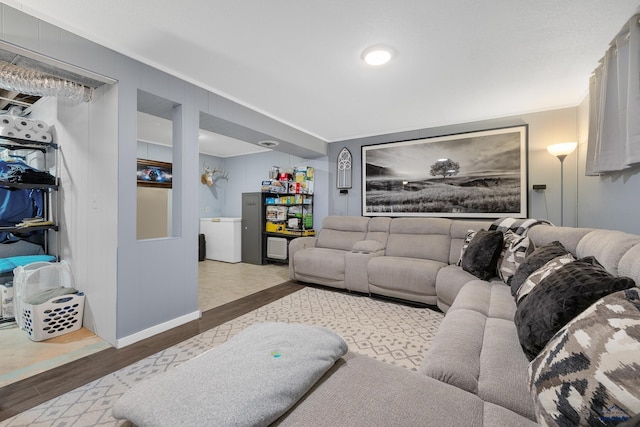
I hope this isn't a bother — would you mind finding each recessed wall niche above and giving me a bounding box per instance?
[136,90,182,240]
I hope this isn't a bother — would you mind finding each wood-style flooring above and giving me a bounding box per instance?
[0,280,305,422]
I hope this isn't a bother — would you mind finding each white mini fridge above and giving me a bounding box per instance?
[199,217,242,263]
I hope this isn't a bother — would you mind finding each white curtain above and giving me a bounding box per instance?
[586,15,640,175]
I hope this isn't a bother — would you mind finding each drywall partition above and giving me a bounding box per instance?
[327,108,579,228]
[0,4,328,347]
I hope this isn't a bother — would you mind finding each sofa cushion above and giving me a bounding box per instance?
[293,248,348,282]
[385,218,452,263]
[421,304,536,421]
[315,216,369,251]
[368,256,445,297]
[515,253,576,305]
[419,308,486,394]
[497,231,533,284]
[510,241,569,297]
[529,287,640,426]
[478,318,536,420]
[277,352,490,427]
[461,230,503,280]
[448,280,516,321]
[514,256,636,361]
[435,265,479,312]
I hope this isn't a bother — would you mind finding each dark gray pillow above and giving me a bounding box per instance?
[510,241,569,296]
[460,229,503,281]
[514,256,636,361]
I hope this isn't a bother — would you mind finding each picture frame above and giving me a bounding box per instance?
[362,125,528,218]
[136,159,173,188]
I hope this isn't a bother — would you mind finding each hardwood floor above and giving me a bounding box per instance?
[0,280,305,422]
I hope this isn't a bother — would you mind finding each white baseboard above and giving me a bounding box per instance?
[115,310,202,349]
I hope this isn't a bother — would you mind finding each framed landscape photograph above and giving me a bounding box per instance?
[362,125,528,218]
[136,159,173,188]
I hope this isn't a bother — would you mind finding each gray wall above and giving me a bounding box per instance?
[327,108,581,229]
[220,151,328,227]
[576,96,640,234]
[0,4,326,346]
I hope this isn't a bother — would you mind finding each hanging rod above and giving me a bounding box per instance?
[0,95,32,107]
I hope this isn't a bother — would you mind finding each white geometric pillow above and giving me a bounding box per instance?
[456,230,477,267]
[516,253,575,305]
[529,287,640,426]
[497,230,534,284]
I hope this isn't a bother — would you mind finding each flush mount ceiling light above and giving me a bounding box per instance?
[257,140,279,148]
[361,45,395,66]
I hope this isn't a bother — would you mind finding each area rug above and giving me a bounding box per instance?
[0,286,444,427]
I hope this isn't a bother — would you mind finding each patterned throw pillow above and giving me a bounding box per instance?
[515,253,576,305]
[497,230,534,284]
[530,287,640,426]
[510,241,569,297]
[456,230,476,266]
[514,256,636,361]
[460,230,504,281]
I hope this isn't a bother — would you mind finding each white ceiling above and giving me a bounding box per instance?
[137,112,270,158]
[7,0,640,153]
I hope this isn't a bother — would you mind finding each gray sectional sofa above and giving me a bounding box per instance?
[284,215,640,426]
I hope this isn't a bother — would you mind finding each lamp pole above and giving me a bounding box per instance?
[557,154,567,227]
[547,142,576,228]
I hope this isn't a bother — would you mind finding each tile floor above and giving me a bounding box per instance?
[0,260,289,387]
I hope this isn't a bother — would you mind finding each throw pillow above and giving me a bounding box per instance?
[497,230,534,284]
[460,229,504,281]
[456,230,476,267]
[515,253,576,305]
[510,241,569,297]
[514,256,636,361]
[529,287,640,426]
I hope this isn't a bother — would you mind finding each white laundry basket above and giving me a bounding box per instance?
[13,261,84,341]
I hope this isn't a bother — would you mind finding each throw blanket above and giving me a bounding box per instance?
[0,254,56,274]
[112,322,348,427]
[489,217,553,236]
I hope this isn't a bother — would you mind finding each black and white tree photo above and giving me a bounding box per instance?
[362,126,528,218]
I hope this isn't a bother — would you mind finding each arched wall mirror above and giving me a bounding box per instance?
[337,147,352,189]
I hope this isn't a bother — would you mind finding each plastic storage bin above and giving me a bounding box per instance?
[13,261,84,341]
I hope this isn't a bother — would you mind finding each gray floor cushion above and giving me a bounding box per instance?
[112,322,347,427]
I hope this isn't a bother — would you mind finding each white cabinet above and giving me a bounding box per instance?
[199,217,242,263]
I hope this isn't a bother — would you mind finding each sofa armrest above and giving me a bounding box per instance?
[351,240,385,254]
[345,241,385,294]
[289,236,318,280]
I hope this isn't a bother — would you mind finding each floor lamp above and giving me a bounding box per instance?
[547,142,577,226]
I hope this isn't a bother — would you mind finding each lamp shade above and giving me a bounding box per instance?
[547,142,577,158]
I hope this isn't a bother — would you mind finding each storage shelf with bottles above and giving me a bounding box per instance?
[264,192,314,237]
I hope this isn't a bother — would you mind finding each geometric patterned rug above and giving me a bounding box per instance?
[0,287,444,427]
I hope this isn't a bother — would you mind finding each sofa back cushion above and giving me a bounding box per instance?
[365,217,392,247]
[316,216,370,251]
[527,225,592,255]
[576,229,640,277]
[385,218,452,263]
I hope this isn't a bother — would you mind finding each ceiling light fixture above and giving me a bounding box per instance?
[257,140,279,148]
[361,45,395,66]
